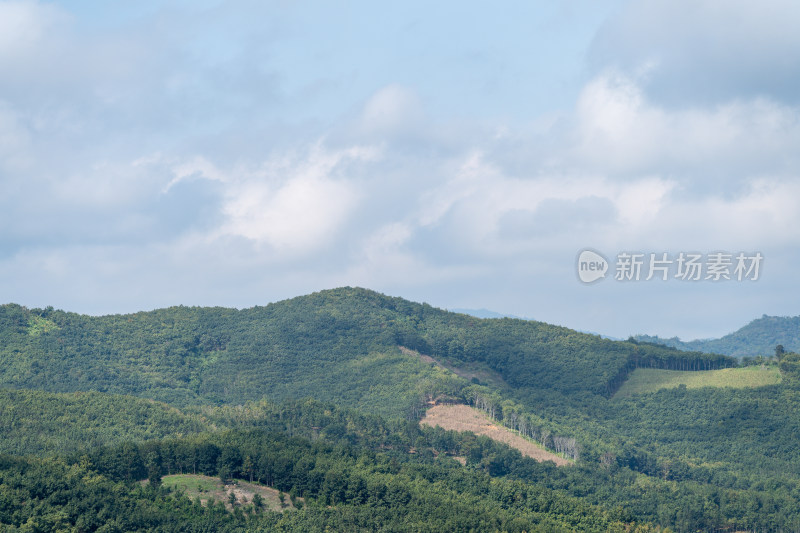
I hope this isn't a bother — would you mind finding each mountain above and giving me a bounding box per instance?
[449,307,525,319]
[4,287,800,531]
[634,314,800,357]
[0,287,730,419]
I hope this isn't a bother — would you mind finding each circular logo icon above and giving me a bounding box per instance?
[576,249,609,284]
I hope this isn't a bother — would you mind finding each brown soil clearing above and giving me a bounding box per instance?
[421,404,571,466]
[160,474,302,512]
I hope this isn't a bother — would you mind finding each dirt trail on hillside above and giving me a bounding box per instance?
[421,404,571,466]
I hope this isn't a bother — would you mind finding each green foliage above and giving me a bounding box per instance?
[0,389,213,456]
[0,454,246,531]
[0,290,730,421]
[3,289,799,532]
[52,398,800,532]
[0,294,464,419]
[779,351,800,381]
[613,366,781,398]
[26,314,59,337]
[74,417,652,531]
[252,492,264,509]
[603,385,800,481]
[0,428,647,532]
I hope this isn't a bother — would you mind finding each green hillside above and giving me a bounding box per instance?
[4,397,800,532]
[0,389,214,457]
[613,366,782,398]
[635,314,800,357]
[0,293,465,419]
[5,288,800,531]
[0,288,734,420]
[0,402,656,533]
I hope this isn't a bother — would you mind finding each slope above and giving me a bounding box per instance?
[0,389,214,456]
[421,404,571,465]
[0,288,730,421]
[613,365,782,398]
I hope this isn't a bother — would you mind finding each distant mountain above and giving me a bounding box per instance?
[634,315,800,358]
[449,308,525,319]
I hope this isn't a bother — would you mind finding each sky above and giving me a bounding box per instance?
[2,0,800,340]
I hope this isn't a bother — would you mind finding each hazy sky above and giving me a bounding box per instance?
[2,0,800,340]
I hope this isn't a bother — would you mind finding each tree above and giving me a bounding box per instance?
[218,465,232,484]
[252,493,264,511]
[147,466,161,487]
[145,451,162,487]
[776,345,786,360]
[242,455,254,483]
[217,447,241,483]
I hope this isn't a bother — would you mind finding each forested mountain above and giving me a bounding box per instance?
[635,314,800,357]
[3,288,800,531]
[0,288,732,418]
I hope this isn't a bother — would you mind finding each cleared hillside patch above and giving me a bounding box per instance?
[420,404,571,466]
[614,366,781,398]
[161,474,300,512]
[399,346,508,389]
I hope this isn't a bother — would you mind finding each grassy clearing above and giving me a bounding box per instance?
[161,474,301,512]
[27,315,59,336]
[420,404,571,466]
[399,346,508,389]
[614,366,782,398]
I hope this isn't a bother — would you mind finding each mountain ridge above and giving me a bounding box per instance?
[634,314,800,357]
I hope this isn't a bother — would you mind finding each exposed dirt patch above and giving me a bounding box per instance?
[421,404,571,466]
[160,474,302,512]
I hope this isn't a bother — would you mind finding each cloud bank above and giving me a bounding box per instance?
[1,0,798,339]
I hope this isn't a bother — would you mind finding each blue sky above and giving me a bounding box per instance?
[2,0,799,341]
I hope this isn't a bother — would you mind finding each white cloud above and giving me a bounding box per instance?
[0,101,32,172]
[358,84,425,136]
[406,148,675,252]
[164,144,376,256]
[589,0,800,105]
[164,155,227,192]
[0,1,65,63]
[3,0,800,341]
[661,178,800,249]
[569,71,800,182]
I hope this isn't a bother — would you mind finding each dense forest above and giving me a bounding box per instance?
[2,288,800,531]
[0,288,733,417]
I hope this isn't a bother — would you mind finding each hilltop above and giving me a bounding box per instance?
[0,287,732,420]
